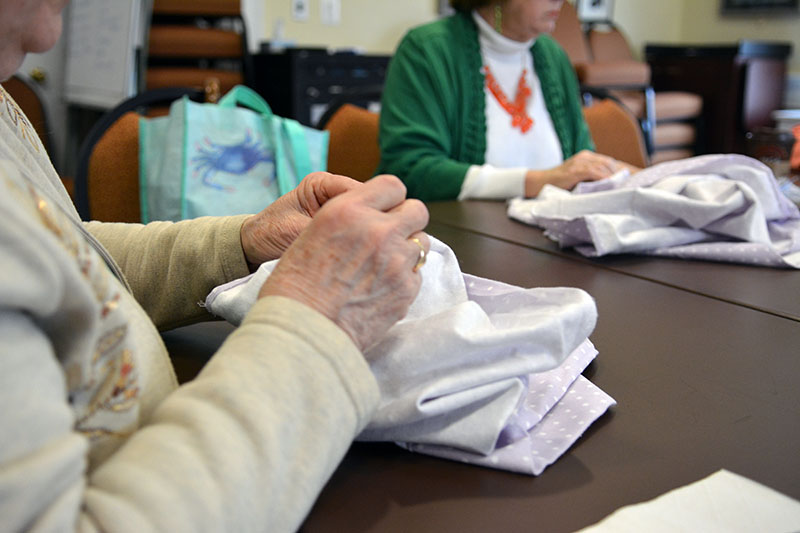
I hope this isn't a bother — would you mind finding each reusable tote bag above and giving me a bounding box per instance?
[139,85,328,222]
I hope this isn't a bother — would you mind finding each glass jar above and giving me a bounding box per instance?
[745,127,796,179]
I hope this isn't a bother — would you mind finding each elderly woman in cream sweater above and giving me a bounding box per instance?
[0,1,430,531]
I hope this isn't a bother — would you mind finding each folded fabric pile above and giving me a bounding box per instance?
[508,154,800,268]
[205,238,614,475]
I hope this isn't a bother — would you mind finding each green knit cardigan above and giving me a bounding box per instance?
[377,12,594,201]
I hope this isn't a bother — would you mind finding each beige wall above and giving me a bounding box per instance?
[613,0,686,59]
[677,0,799,76]
[603,0,798,76]
[260,0,439,54]
[260,1,797,73]
[257,0,798,104]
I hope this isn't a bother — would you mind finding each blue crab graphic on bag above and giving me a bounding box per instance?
[191,130,274,191]
[139,85,328,222]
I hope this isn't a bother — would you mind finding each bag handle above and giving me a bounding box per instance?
[219,85,318,195]
[282,119,314,183]
[218,85,274,118]
[272,118,314,195]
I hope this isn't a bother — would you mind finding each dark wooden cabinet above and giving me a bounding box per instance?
[645,41,792,154]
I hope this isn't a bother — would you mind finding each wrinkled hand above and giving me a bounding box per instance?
[525,150,621,197]
[258,175,430,352]
[240,171,361,267]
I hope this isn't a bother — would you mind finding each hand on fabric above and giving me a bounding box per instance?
[258,175,431,351]
[240,172,361,267]
[525,150,621,197]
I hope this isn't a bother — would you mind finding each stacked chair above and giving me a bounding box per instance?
[144,0,252,100]
[582,97,649,169]
[551,2,702,164]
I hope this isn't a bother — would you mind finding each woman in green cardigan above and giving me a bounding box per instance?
[378,0,623,201]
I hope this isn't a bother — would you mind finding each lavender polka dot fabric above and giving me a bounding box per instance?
[400,339,615,475]
[508,154,800,268]
[206,238,615,475]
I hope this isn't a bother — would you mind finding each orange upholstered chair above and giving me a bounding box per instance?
[85,112,142,222]
[2,74,57,168]
[320,104,380,183]
[74,87,204,221]
[583,97,649,169]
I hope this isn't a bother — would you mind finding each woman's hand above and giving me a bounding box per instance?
[524,150,622,197]
[240,172,361,268]
[258,175,430,352]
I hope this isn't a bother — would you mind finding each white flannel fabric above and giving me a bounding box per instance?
[206,238,615,475]
[508,154,800,268]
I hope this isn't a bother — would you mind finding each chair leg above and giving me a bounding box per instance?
[692,114,706,156]
[642,87,656,156]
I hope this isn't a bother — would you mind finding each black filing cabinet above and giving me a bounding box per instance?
[252,47,390,127]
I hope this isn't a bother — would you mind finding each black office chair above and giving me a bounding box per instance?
[314,84,384,131]
[74,87,205,221]
[314,85,384,183]
[145,0,253,96]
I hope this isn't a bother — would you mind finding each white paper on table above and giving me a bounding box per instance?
[576,469,800,533]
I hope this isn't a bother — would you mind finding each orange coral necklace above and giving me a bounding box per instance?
[482,63,533,133]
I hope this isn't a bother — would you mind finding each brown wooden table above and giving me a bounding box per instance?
[289,223,800,532]
[162,219,800,532]
[426,200,800,322]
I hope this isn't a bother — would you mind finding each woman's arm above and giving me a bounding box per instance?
[85,296,379,533]
[524,150,622,196]
[86,216,251,330]
[378,33,473,201]
[0,295,379,533]
[0,174,380,532]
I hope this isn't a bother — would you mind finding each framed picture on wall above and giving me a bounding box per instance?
[576,0,615,22]
[721,0,799,15]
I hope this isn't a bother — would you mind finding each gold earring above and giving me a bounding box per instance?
[494,3,503,33]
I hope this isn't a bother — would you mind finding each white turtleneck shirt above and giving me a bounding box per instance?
[459,11,564,200]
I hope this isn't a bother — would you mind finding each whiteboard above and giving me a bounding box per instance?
[65,0,146,109]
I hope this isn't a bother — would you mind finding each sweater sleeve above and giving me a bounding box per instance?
[377,31,473,202]
[84,296,379,533]
[459,164,527,200]
[0,295,379,533]
[85,215,251,330]
[0,167,379,532]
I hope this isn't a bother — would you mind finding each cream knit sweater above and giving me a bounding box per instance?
[0,87,378,532]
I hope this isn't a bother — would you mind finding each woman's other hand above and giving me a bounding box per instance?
[240,172,361,267]
[524,150,622,197]
[259,175,430,352]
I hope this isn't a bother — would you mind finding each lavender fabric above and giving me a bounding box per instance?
[400,340,615,476]
[205,238,615,475]
[507,154,800,268]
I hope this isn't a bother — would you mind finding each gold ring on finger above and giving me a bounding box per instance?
[411,237,427,273]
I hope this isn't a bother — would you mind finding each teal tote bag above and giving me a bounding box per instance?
[139,85,328,222]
